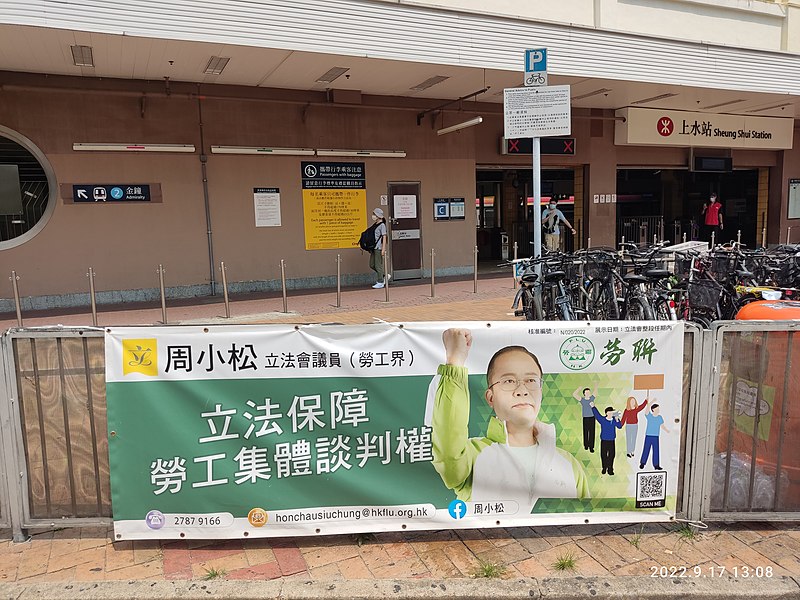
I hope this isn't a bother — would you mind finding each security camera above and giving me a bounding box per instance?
[168,60,174,65]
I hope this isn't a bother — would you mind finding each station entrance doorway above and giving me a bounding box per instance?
[476,168,576,261]
[615,169,761,247]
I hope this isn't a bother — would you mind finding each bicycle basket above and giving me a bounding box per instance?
[674,256,692,277]
[710,252,737,279]
[688,280,723,311]
[585,256,614,280]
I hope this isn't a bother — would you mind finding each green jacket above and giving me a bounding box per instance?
[428,364,589,510]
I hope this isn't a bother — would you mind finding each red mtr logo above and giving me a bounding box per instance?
[657,117,674,137]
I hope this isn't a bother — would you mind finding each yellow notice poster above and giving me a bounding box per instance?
[302,188,367,249]
[301,162,367,250]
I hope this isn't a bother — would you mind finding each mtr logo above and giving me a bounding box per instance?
[657,117,674,137]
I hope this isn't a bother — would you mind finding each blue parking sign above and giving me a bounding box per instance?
[525,48,547,72]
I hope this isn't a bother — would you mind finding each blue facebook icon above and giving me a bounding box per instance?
[448,499,467,520]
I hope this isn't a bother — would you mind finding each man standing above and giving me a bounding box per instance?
[541,199,575,252]
[702,192,723,245]
[591,402,622,475]
[573,386,597,453]
[640,403,670,471]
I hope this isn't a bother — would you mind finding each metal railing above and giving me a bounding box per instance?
[1,320,799,540]
[694,321,800,520]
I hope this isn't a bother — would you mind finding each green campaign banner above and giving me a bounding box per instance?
[105,321,684,540]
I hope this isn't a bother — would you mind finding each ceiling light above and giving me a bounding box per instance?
[747,102,794,113]
[571,88,612,101]
[315,149,406,158]
[631,93,678,105]
[73,143,196,152]
[701,99,746,110]
[437,116,483,136]
[204,56,230,75]
[410,76,449,91]
[211,145,315,156]
[70,45,94,67]
[11,218,24,224]
[316,67,350,83]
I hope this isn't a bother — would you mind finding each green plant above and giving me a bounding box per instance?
[676,524,696,541]
[352,532,376,547]
[202,567,227,580]
[552,551,578,571]
[629,525,644,549]
[472,560,506,578]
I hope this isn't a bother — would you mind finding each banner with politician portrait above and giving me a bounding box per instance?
[105,321,684,540]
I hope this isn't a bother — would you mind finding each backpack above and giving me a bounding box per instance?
[358,221,381,251]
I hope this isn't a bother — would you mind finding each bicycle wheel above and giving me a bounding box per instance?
[627,295,655,321]
[654,297,676,321]
[533,288,545,321]
[540,285,555,320]
[689,314,712,329]
[558,295,576,321]
[588,280,619,320]
[520,288,536,321]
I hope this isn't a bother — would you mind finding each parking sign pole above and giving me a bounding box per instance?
[533,137,542,271]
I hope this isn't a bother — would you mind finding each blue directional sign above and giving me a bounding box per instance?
[525,48,547,72]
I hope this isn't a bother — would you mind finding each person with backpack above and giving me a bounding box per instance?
[362,207,388,288]
[541,198,575,252]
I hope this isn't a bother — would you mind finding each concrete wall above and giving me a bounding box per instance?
[0,88,481,304]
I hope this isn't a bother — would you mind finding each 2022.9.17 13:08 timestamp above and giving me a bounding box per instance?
[651,565,773,578]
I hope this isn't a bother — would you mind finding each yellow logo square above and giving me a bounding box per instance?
[122,339,158,376]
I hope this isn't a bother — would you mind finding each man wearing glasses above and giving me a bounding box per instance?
[425,328,589,513]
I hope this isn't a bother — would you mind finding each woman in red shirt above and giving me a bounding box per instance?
[621,396,649,458]
[702,193,724,244]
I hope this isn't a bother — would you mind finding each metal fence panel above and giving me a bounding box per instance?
[4,328,110,529]
[0,322,793,534]
[701,321,800,521]
[0,336,12,529]
[677,323,703,520]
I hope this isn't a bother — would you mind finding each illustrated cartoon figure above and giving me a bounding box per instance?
[573,386,598,453]
[590,402,623,475]
[426,328,589,513]
[621,396,648,458]
[640,403,670,470]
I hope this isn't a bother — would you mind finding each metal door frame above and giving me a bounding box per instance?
[387,181,423,280]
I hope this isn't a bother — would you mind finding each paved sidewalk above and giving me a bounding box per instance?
[0,274,516,330]
[1,521,800,583]
[1,275,799,597]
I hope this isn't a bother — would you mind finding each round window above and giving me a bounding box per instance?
[0,126,57,250]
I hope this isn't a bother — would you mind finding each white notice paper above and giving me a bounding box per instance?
[394,195,417,219]
[254,188,281,227]
[503,85,571,139]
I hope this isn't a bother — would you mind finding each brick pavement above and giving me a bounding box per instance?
[1,275,799,586]
[1,522,799,583]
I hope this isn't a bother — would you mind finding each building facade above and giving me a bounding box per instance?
[0,0,798,309]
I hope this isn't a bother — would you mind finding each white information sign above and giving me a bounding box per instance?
[253,187,281,227]
[504,86,571,139]
[393,195,417,219]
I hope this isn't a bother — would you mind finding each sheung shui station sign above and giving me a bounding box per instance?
[615,107,794,150]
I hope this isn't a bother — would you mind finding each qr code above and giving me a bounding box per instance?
[636,471,667,508]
